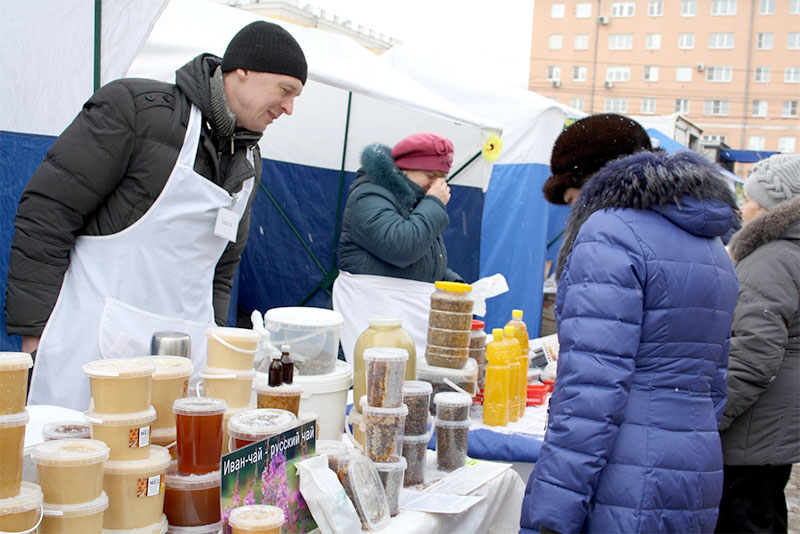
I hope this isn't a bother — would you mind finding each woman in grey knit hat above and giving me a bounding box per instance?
[716,154,800,534]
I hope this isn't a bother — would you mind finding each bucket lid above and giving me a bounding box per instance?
[0,351,33,371]
[0,481,42,515]
[85,406,157,426]
[151,426,177,442]
[83,358,155,379]
[167,521,223,534]
[371,454,407,472]
[367,316,402,327]
[362,347,408,362]
[144,356,193,380]
[433,392,473,408]
[205,326,260,343]
[434,418,471,428]
[31,438,109,466]
[291,360,353,394]
[103,514,168,534]
[166,470,220,491]
[402,433,432,444]
[343,456,389,529]
[173,397,227,416]
[417,358,478,380]
[403,381,432,397]
[200,367,255,380]
[0,410,29,428]
[42,491,108,518]
[227,409,297,441]
[104,445,171,475]
[264,307,344,329]
[254,382,304,396]
[41,421,91,441]
[361,404,408,417]
[433,281,472,293]
[228,505,285,530]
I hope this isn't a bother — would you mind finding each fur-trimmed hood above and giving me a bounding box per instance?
[352,143,420,210]
[557,150,738,277]
[728,196,800,262]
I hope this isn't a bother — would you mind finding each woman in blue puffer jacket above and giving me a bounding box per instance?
[521,114,739,533]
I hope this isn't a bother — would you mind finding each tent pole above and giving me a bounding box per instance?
[94,0,101,91]
[446,151,481,183]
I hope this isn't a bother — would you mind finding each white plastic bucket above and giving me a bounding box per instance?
[289,360,352,441]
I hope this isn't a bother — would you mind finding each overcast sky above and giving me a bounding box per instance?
[308,0,534,89]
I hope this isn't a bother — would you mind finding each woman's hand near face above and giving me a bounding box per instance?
[426,177,451,205]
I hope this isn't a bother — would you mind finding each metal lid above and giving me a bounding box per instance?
[172,397,227,416]
[31,438,109,466]
[83,358,155,379]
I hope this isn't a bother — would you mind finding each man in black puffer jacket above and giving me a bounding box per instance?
[6,21,307,409]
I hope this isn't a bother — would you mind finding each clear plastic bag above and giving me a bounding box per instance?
[296,454,361,534]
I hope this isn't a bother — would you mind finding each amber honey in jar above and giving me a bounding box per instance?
[173,397,226,475]
[31,438,109,505]
[255,383,303,416]
[164,470,220,527]
[0,352,32,415]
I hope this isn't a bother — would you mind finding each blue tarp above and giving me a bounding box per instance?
[720,148,780,163]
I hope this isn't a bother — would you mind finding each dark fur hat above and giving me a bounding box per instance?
[543,113,652,204]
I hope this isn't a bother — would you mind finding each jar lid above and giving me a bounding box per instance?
[205,326,260,343]
[471,320,485,331]
[42,491,108,518]
[41,421,91,441]
[228,505,285,530]
[0,351,33,371]
[362,404,408,417]
[367,316,402,327]
[0,481,42,515]
[417,358,478,380]
[173,397,227,416]
[167,521,223,534]
[31,438,109,466]
[254,381,304,396]
[0,410,29,428]
[362,347,408,362]
[227,409,297,440]
[85,406,157,426]
[264,307,344,329]
[200,367,256,380]
[166,470,220,491]
[433,392,472,408]
[343,456,390,529]
[103,445,171,475]
[402,433,432,444]
[434,418,471,428]
[83,358,156,379]
[144,356,194,380]
[433,281,472,293]
[403,381,432,397]
[372,454,407,472]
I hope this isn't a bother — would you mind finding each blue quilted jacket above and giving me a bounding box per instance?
[521,151,739,534]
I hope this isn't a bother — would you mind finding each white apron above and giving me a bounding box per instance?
[29,105,254,410]
[332,270,434,365]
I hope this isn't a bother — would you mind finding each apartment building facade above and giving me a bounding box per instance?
[530,0,800,176]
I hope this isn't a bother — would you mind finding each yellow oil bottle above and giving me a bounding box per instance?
[482,329,509,426]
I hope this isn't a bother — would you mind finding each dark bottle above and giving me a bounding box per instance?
[280,344,294,384]
[268,351,283,387]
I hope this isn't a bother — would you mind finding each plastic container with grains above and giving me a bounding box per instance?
[364,348,408,408]
[401,433,429,486]
[31,438,109,505]
[435,418,470,471]
[83,358,155,414]
[429,281,474,313]
[264,307,344,375]
[228,504,284,534]
[426,327,471,349]
[402,381,432,436]
[255,382,303,416]
[427,310,473,330]
[363,404,407,463]
[339,455,389,530]
[0,410,29,498]
[469,320,487,366]
[374,455,407,517]
[0,352,32,415]
[85,406,156,461]
[433,392,472,421]
[40,491,108,534]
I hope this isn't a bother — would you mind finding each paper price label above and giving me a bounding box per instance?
[139,425,151,447]
[137,473,165,498]
[147,474,161,497]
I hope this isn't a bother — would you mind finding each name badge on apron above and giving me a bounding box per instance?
[214,207,241,242]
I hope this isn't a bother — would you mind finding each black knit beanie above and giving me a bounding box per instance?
[543,113,652,204]
[221,21,308,85]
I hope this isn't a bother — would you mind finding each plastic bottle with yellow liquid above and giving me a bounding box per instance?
[503,326,522,422]
[506,310,531,418]
[482,329,509,426]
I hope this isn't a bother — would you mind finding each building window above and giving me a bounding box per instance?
[704,100,730,115]
[682,0,697,15]
[754,66,771,82]
[571,97,585,111]
[757,33,773,49]
[676,67,693,81]
[645,34,662,49]
[703,134,727,143]
[707,66,733,82]
[547,66,561,81]
[609,34,633,50]
[786,67,800,82]
[752,100,768,116]
[611,2,636,17]
[779,137,796,153]
[573,66,588,81]
[712,0,737,15]
[792,0,800,14]
[675,99,690,113]
[644,66,660,81]
[604,98,628,113]
[648,1,664,16]
[575,3,592,17]
[549,34,563,50]
[606,66,631,82]
[574,34,590,50]
[551,3,566,18]
[679,33,695,49]
[748,136,766,151]
[788,33,800,49]
[782,101,798,117]
[641,98,657,113]
[709,33,735,49]
[759,0,775,14]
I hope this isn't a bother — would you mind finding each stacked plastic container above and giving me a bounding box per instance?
[400,381,432,487]
[425,282,475,369]
[0,352,43,534]
[82,358,170,533]
[145,356,194,460]
[226,409,297,452]
[200,327,258,415]
[164,397,226,531]
[433,392,472,471]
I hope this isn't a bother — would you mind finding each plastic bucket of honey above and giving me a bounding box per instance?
[86,407,156,461]
[0,353,32,415]
[0,481,42,533]
[102,446,170,531]
[205,327,259,370]
[228,505,284,534]
[198,368,255,409]
[31,438,109,505]
[40,491,108,534]
[0,410,29,498]
[83,358,155,414]
[144,356,193,430]
[164,470,220,527]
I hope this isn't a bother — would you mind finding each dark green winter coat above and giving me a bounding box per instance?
[338,144,462,283]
